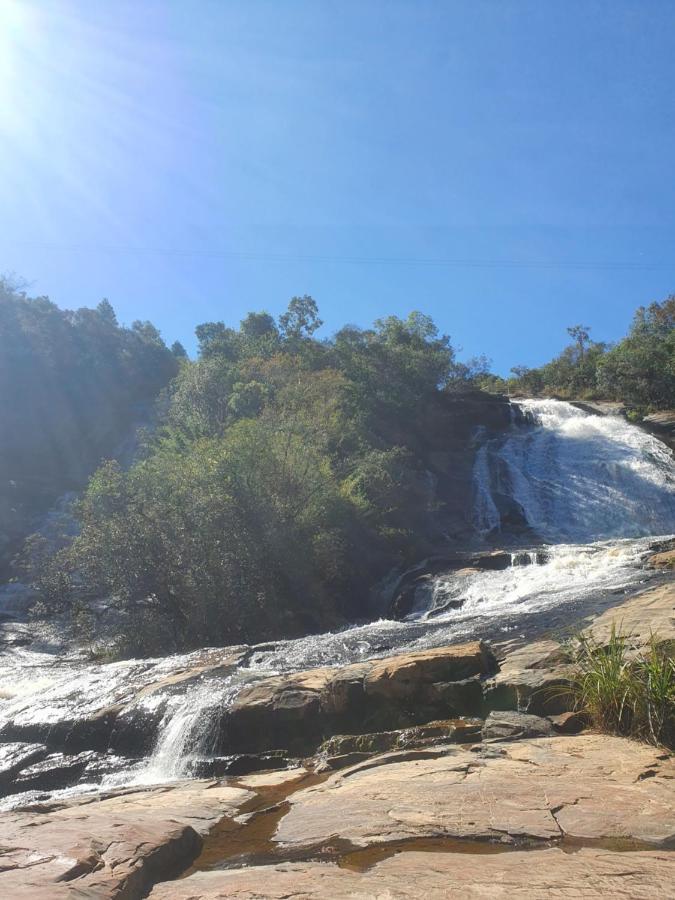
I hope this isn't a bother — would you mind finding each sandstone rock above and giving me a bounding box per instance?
[148,848,675,899]
[224,642,495,755]
[0,780,253,899]
[483,638,574,715]
[584,582,675,651]
[318,718,482,759]
[649,549,675,569]
[549,710,586,734]
[482,710,555,742]
[274,734,675,851]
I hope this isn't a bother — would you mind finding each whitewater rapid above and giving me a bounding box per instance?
[473,399,675,542]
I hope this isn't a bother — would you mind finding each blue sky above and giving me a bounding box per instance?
[1,0,674,373]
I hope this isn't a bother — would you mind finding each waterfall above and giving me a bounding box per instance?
[134,675,242,784]
[473,399,675,542]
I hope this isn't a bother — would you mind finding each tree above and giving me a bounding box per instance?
[170,341,188,359]
[279,295,323,341]
[96,298,118,326]
[567,324,591,361]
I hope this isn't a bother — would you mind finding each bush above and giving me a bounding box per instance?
[567,625,675,748]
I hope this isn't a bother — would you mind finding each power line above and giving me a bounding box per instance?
[1,241,674,271]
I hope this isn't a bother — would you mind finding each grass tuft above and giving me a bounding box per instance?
[567,625,675,749]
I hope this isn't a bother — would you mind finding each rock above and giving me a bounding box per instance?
[9,751,97,795]
[485,582,675,718]
[224,642,496,756]
[0,779,253,899]
[483,639,574,715]
[191,752,291,778]
[0,645,250,756]
[649,548,675,569]
[584,582,675,651]
[317,718,483,761]
[0,743,48,788]
[641,409,675,450]
[274,734,675,851]
[482,710,555,742]
[549,710,586,734]
[148,848,675,899]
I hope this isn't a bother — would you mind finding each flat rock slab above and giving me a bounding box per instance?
[0,780,253,899]
[275,734,675,849]
[588,582,675,649]
[149,847,675,899]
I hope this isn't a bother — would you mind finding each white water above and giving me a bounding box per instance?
[474,399,675,542]
[1,399,673,798]
[135,401,675,784]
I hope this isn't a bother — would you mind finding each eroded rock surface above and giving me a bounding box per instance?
[149,848,675,899]
[275,734,675,850]
[0,780,253,899]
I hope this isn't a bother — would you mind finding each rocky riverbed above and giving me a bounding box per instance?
[0,555,673,899]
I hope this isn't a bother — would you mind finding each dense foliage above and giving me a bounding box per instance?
[487,296,675,414]
[0,279,178,572]
[33,298,468,655]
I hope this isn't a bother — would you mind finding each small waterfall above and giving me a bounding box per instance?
[473,399,675,542]
[136,676,241,784]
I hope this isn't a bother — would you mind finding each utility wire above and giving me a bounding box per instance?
[1,241,673,270]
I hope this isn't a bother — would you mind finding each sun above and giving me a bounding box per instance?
[0,0,38,133]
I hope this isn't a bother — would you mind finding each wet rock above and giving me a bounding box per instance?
[224,642,496,756]
[191,752,291,778]
[0,742,48,788]
[8,751,98,795]
[318,718,483,759]
[483,639,574,715]
[482,710,555,742]
[275,734,675,852]
[0,645,250,757]
[149,848,675,899]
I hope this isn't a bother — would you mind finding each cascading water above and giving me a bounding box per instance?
[1,398,673,805]
[473,399,675,542]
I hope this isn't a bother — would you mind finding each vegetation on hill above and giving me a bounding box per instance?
[27,297,484,655]
[5,282,673,656]
[0,278,178,573]
[483,295,675,414]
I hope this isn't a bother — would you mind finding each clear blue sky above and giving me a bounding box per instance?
[1,0,674,374]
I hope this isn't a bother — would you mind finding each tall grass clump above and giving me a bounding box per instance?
[569,625,675,749]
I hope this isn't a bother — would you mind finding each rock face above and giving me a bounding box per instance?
[148,848,675,899]
[222,641,496,755]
